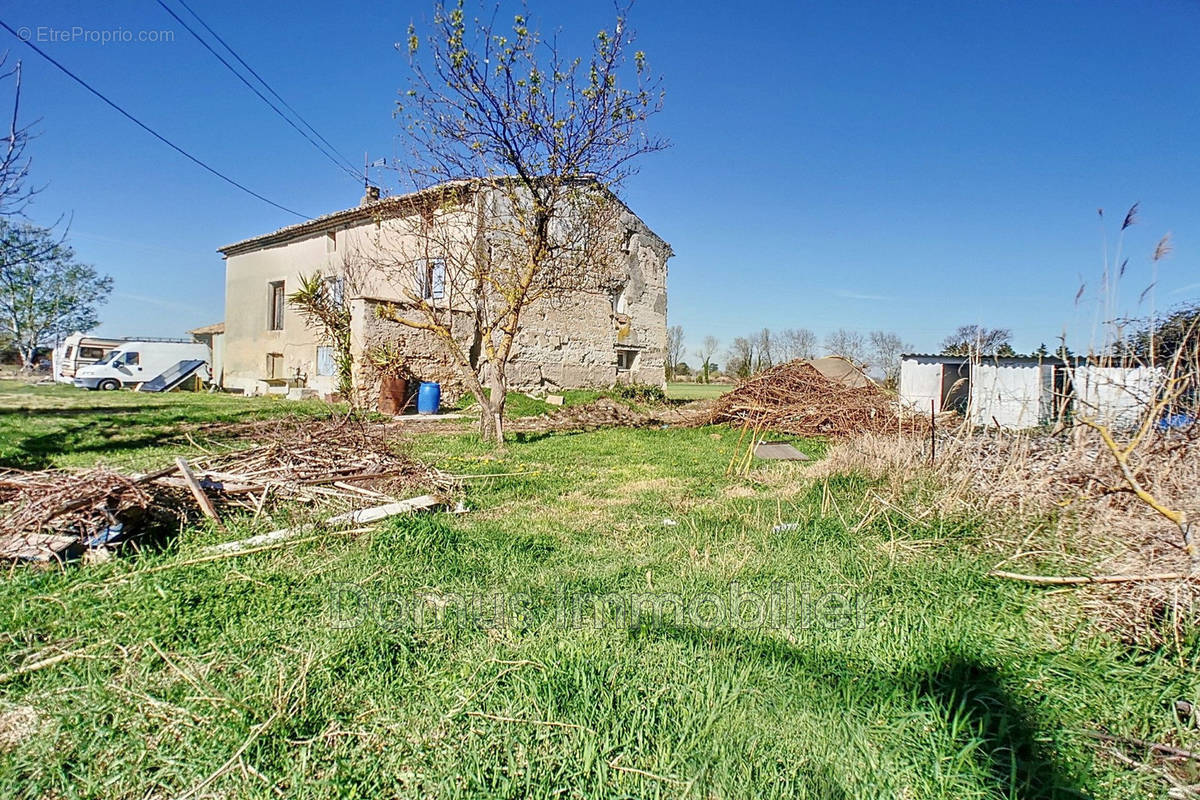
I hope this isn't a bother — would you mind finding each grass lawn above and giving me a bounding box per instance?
[665,381,730,400]
[1,386,1194,798]
[0,380,337,471]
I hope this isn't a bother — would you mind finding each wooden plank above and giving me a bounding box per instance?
[203,494,445,555]
[175,457,225,530]
[0,533,79,561]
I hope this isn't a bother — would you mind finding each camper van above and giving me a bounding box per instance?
[52,333,125,384]
[74,341,211,392]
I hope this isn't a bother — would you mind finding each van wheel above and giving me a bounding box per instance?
[98,379,121,391]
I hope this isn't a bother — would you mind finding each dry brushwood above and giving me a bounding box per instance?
[708,360,912,438]
[0,417,445,559]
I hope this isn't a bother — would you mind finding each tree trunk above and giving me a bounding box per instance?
[487,368,507,445]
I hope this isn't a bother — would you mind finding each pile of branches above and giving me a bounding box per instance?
[0,417,439,560]
[708,360,905,437]
[188,416,432,503]
[507,398,660,434]
[0,468,163,545]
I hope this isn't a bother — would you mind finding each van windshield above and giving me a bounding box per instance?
[95,350,121,366]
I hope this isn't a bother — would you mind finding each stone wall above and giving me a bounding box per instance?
[221,184,671,409]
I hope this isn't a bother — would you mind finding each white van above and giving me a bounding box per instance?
[74,341,212,391]
[53,333,125,384]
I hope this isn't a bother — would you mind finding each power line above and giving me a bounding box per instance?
[0,18,310,219]
[171,0,364,182]
[155,0,363,183]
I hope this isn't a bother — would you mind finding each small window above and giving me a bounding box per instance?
[268,281,285,330]
[326,231,337,253]
[79,346,105,360]
[617,348,638,371]
[325,276,345,307]
[266,352,282,379]
[64,346,74,359]
[316,346,336,377]
[417,258,446,301]
[614,285,629,314]
[122,352,140,367]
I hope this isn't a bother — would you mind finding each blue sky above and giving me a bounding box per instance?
[4,0,1199,358]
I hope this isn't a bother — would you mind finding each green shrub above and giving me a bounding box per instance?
[611,383,666,404]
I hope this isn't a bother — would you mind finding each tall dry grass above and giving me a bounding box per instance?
[805,424,1199,643]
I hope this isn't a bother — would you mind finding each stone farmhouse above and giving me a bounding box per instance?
[214,180,672,407]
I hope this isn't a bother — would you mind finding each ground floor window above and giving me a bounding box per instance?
[266,352,282,379]
[316,346,336,376]
[617,348,639,371]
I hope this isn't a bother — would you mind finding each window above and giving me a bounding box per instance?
[613,284,629,314]
[325,276,345,307]
[266,352,282,379]
[63,346,74,360]
[268,281,285,330]
[326,231,337,253]
[121,351,140,367]
[417,258,446,301]
[316,346,336,377]
[79,346,105,360]
[617,348,639,371]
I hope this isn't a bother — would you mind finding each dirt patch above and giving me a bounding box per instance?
[0,705,39,751]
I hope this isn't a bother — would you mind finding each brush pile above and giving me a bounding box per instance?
[0,417,436,561]
[507,397,660,434]
[708,360,905,437]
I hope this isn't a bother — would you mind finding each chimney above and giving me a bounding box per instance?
[361,185,381,205]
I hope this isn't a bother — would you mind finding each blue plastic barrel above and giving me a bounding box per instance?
[416,381,441,415]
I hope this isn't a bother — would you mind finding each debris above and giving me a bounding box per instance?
[205,494,446,554]
[772,522,801,533]
[662,518,678,527]
[989,570,1198,585]
[754,441,810,461]
[0,417,440,562]
[0,532,79,562]
[545,394,565,406]
[175,457,224,529]
[709,359,909,438]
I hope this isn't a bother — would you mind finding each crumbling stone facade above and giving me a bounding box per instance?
[218,183,671,408]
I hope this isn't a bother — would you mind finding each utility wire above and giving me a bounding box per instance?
[156,0,362,183]
[0,18,310,219]
[171,0,364,181]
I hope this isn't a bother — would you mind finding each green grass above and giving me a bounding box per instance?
[1,386,1196,798]
[457,388,608,418]
[0,379,338,470]
[666,381,731,400]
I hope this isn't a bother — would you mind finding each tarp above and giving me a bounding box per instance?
[804,356,875,389]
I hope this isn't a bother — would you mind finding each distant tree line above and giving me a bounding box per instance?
[665,326,912,386]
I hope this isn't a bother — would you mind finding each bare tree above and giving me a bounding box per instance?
[941,324,1012,357]
[778,327,817,361]
[754,327,774,372]
[868,329,911,386]
[666,324,684,380]
[373,1,665,444]
[696,335,718,384]
[726,336,755,379]
[0,56,37,218]
[824,328,866,365]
